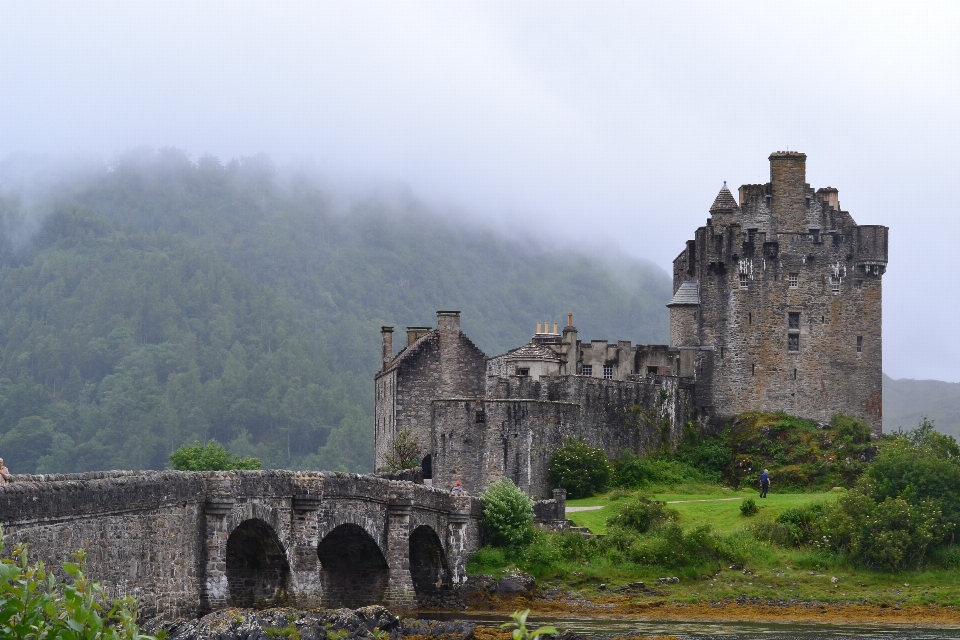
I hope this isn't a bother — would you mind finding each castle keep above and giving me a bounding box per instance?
[375,152,887,498]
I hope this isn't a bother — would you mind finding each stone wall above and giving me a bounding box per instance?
[431,374,695,498]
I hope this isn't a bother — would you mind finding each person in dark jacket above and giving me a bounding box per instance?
[759,469,770,498]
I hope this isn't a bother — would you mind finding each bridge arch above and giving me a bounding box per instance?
[409,524,450,595]
[225,518,290,608]
[317,523,389,607]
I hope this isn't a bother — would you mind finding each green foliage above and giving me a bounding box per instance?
[479,479,535,548]
[674,425,731,480]
[500,610,557,640]
[0,532,152,639]
[0,150,670,475]
[547,439,611,498]
[610,451,709,489]
[606,496,678,533]
[739,498,758,517]
[381,428,420,472]
[169,439,260,471]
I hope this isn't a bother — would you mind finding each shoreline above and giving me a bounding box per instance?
[437,595,960,627]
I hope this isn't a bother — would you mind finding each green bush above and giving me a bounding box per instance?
[169,440,260,471]
[674,427,731,479]
[610,452,707,489]
[739,498,758,517]
[607,496,678,533]
[0,532,152,639]
[479,479,535,548]
[547,439,611,498]
[830,414,873,446]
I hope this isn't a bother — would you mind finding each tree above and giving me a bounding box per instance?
[168,439,260,471]
[382,428,421,472]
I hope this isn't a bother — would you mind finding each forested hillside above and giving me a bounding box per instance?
[0,150,672,474]
[883,374,960,439]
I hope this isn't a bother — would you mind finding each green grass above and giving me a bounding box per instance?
[566,488,841,535]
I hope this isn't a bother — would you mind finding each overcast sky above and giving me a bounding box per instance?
[1,1,959,381]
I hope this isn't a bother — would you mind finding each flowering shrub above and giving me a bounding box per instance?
[547,439,611,498]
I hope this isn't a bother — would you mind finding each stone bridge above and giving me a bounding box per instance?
[0,470,482,618]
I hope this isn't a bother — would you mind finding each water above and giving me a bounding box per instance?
[420,612,960,639]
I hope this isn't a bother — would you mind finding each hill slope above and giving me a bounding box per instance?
[883,374,960,439]
[0,151,672,474]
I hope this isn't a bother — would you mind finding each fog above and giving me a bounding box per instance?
[1,2,958,381]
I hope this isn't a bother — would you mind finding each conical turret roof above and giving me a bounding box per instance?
[709,183,739,212]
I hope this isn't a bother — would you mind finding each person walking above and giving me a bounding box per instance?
[759,469,770,498]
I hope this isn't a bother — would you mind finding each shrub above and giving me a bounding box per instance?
[674,426,731,479]
[739,498,758,517]
[607,496,678,533]
[611,452,707,489]
[169,439,260,471]
[547,439,611,498]
[0,532,152,639]
[479,479,535,547]
[830,414,873,446]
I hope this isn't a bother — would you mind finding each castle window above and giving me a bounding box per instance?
[793,368,797,380]
[748,312,752,324]
[788,312,800,330]
[739,272,748,289]
[789,273,799,288]
[647,366,658,375]
[603,365,614,379]
[516,367,529,377]
[720,346,724,359]
[831,277,841,294]
[788,334,800,351]
[856,280,863,290]
[581,365,592,377]
[752,363,756,376]
[857,336,863,353]
[476,409,486,423]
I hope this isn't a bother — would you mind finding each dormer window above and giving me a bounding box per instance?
[516,367,530,377]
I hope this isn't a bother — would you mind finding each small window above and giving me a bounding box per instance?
[476,410,486,423]
[856,280,863,290]
[857,336,863,353]
[603,365,614,379]
[752,363,756,376]
[646,366,658,375]
[720,346,724,359]
[788,312,800,330]
[793,368,797,380]
[788,334,799,351]
[831,277,840,294]
[789,273,798,289]
[516,367,529,377]
[748,312,752,325]
[739,272,748,289]
[581,365,592,377]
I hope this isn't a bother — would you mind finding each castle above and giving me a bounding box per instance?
[375,152,888,498]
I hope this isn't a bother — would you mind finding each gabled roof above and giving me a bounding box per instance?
[379,329,438,376]
[667,281,700,306]
[709,184,739,212]
[501,341,561,361]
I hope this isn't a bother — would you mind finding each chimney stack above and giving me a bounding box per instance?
[381,326,394,371]
[436,310,461,333]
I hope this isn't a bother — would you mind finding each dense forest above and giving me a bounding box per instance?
[0,150,672,474]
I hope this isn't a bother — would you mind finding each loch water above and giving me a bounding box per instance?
[420,612,960,640]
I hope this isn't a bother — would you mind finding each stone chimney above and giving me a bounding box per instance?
[381,326,394,371]
[769,151,808,233]
[436,310,461,333]
[406,326,432,347]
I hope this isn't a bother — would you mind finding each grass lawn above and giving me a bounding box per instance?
[567,488,842,535]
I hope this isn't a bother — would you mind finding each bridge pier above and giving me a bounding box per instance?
[289,495,323,608]
[202,496,236,611]
[384,498,416,608]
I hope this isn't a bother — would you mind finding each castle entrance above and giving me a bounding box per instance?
[409,525,450,595]
[225,519,290,608]
[317,523,389,607]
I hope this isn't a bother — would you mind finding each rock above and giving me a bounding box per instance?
[458,574,498,594]
[657,576,679,585]
[331,608,363,631]
[496,572,536,593]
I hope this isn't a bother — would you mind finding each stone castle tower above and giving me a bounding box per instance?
[669,152,888,433]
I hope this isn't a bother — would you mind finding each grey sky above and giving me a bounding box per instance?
[1,2,958,381]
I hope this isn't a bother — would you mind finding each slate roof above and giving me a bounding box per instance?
[502,342,561,361]
[709,185,739,212]
[667,281,700,306]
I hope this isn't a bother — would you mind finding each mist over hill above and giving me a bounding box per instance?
[883,374,960,440]
[0,150,672,474]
